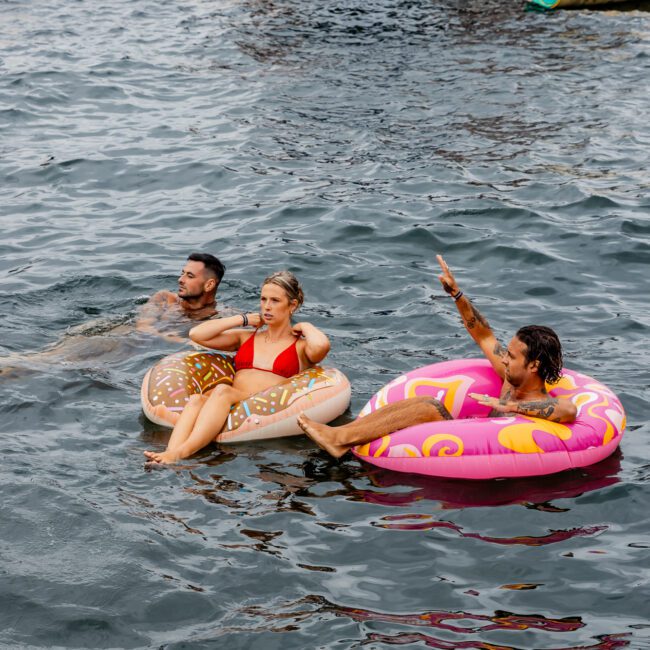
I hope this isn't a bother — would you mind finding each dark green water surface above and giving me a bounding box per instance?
[1,1,648,648]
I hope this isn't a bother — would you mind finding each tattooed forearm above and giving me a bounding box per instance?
[488,389,511,417]
[514,398,562,422]
[465,302,490,331]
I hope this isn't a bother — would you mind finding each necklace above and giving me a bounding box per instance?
[263,329,289,344]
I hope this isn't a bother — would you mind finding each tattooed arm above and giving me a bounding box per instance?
[436,255,506,379]
[470,393,577,423]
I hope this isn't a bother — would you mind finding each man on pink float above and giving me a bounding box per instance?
[297,254,577,459]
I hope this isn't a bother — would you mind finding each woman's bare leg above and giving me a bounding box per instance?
[144,394,206,463]
[165,395,207,451]
[145,385,249,464]
[297,396,452,458]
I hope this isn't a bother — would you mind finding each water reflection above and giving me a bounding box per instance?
[374,514,607,546]
[240,594,631,648]
[173,446,621,519]
[350,450,622,509]
[361,630,630,648]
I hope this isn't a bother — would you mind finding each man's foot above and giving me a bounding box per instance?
[143,449,182,465]
[297,414,349,459]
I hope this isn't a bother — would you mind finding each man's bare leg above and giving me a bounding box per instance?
[297,396,452,458]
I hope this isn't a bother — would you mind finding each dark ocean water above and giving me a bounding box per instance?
[1,1,649,648]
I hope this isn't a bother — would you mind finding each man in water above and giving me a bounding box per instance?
[0,252,226,373]
[297,255,577,458]
[136,252,226,342]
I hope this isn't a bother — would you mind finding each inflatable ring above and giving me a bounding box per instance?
[141,350,351,443]
[351,359,626,480]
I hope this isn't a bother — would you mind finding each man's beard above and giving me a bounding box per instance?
[178,289,204,301]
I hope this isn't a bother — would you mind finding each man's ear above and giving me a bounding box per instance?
[529,359,540,374]
[205,278,217,293]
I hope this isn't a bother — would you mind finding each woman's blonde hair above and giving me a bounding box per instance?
[262,271,304,311]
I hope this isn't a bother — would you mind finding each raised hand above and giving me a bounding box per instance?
[436,254,459,296]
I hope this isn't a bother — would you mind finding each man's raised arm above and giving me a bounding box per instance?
[436,255,506,379]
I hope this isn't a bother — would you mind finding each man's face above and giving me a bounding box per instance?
[502,336,537,387]
[178,260,214,300]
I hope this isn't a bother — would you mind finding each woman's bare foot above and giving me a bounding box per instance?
[143,449,183,465]
[297,414,349,459]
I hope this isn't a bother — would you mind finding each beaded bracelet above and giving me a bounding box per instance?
[241,313,249,327]
[452,291,464,302]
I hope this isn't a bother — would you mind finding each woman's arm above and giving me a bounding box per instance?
[293,322,330,365]
[189,313,262,350]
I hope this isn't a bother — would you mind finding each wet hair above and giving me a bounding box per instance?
[187,253,226,283]
[262,271,304,310]
[516,325,564,384]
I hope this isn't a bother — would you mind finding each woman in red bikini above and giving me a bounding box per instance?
[143,271,330,464]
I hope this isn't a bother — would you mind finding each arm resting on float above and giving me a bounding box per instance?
[294,322,330,364]
[189,314,255,350]
[471,393,577,423]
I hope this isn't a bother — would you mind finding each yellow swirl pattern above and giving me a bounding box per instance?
[573,391,620,446]
[355,435,391,458]
[373,376,407,410]
[422,434,464,457]
[404,375,475,417]
[587,395,615,445]
[545,374,578,392]
[498,417,572,454]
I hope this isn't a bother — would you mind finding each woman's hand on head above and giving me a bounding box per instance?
[293,322,330,364]
[292,322,311,337]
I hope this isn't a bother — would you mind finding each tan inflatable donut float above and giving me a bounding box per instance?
[141,350,351,443]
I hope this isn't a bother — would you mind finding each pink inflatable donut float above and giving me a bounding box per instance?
[351,358,626,480]
[141,350,351,443]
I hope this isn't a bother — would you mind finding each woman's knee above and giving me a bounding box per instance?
[207,384,237,402]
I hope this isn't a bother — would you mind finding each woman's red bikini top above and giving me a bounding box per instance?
[234,332,300,378]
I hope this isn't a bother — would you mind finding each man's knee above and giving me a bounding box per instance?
[415,395,452,421]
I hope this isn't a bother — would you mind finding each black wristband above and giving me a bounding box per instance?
[452,291,464,302]
[242,313,249,327]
